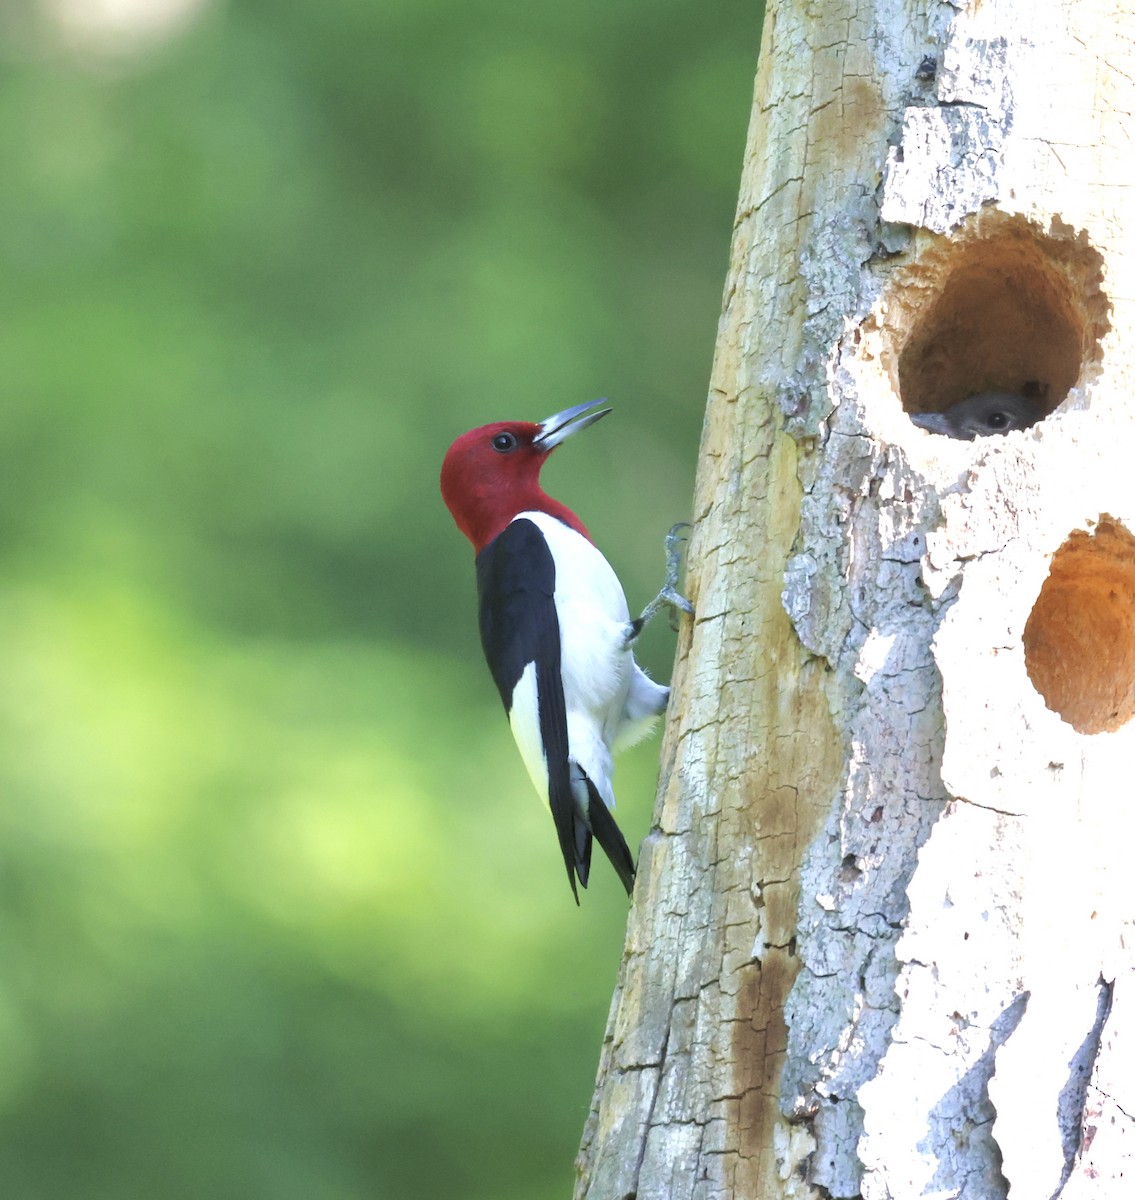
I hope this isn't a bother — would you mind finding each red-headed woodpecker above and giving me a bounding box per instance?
[440,399,692,902]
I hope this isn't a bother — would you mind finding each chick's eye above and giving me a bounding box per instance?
[987,411,1009,428]
[492,432,518,452]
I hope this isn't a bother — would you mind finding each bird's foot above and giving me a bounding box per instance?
[625,523,695,646]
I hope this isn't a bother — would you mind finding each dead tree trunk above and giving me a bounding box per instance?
[576,2,1132,1197]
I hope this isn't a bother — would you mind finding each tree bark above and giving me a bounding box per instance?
[576,2,1133,1198]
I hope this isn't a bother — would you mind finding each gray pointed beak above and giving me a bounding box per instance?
[910,412,953,435]
[534,398,612,450]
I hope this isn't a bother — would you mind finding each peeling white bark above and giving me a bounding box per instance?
[576,2,1135,1198]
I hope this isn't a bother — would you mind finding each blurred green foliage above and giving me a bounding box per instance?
[0,0,759,1195]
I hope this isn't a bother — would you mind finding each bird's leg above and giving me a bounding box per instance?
[625,523,695,647]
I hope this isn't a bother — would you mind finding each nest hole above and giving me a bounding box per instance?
[892,218,1107,429]
[1023,517,1135,734]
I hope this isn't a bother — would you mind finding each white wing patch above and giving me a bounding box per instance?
[507,660,550,811]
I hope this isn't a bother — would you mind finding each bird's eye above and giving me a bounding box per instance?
[491,432,518,452]
[987,411,1009,428]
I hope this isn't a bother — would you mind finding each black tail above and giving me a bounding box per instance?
[548,750,635,902]
[579,772,636,897]
[546,749,584,904]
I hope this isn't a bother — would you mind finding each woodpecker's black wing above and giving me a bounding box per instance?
[576,767,635,895]
[475,517,590,901]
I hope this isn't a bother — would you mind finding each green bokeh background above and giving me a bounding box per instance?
[1,2,759,1195]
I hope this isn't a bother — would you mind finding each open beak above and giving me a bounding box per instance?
[533,398,612,451]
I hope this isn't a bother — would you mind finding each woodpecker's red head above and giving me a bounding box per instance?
[440,399,611,552]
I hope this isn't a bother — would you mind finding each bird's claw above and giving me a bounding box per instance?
[625,522,695,644]
[658,584,695,616]
[661,523,694,629]
[665,522,691,556]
